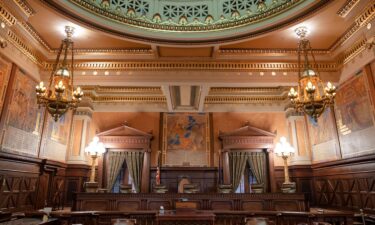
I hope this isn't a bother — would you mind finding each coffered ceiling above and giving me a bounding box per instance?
[0,0,374,113]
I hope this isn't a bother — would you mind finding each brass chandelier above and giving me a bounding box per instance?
[288,27,336,123]
[36,26,83,121]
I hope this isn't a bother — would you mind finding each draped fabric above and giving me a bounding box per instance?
[124,151,144,193]
[229,151,249,191]
[107,151,127,191]
[248,152,267,190]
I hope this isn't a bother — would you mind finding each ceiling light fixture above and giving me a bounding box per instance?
[288,27,336,123]
[35,26,83,122]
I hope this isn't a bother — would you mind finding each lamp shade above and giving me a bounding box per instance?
[85,136,106,156]
[274,137,295,157]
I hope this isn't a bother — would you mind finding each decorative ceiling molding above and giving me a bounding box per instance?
[205,95,287,104]
[209,86,290,95]
[339,38,367,64]
[6,30,44,65]
[0,4,17,26]
[84,93,166,103]
[68,0,303,31]
[82,86,163,95]
[44,61,338,72]
[20,22,52,52]
[330,1,375,51]
[13,0,35,17]
[42,0,331,44]
[337,0,361,18]
[51,48,153,55]
[219,48,330,55]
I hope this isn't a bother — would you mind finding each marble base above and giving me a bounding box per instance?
[84,182,99,193]
[281,182,296,193]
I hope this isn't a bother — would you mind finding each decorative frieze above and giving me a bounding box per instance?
[336,0,361,18]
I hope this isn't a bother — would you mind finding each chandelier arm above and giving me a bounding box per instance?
[71,41,74,88]
[303,40,311,77]
[61,39,69,68]
[309,41,321,79]
[50,42,64,88]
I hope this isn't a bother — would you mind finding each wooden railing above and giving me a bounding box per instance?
[26,210,354,225]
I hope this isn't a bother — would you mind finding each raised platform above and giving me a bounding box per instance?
[73,193,308,212]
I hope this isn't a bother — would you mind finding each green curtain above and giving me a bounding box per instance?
[247,152,267,190]
[124,151,144,193]
[107,151,127,191]
[229,151,249,191]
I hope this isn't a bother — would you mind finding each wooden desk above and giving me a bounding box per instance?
[156,211,215,225]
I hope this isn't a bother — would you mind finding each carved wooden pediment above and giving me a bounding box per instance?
[219,125,276,138]
[219,125,275,150]
[97,125,152,149]
[97,125,152,137]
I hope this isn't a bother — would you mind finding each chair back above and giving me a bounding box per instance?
[111,218,136,225]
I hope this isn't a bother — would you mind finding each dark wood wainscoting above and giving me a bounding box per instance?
[64,164,91,206]
[0,152,69,212]
[312,155,375,214]
[73,193,308,212]
[274,165,314,204]
[150,167,218,193]
[26,210,353,225]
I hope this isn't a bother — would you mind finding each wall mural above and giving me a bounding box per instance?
[307,108,340,162]
[0,56,11,115]
[334,72,375,158]
[2,67,44,156]
[162,113,210,166]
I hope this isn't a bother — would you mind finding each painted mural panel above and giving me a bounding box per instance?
[40,112,73,162]
[335,72,375,158]
[162,113,210,166]
[2,67,44,156]
[0,56,11,114]
[307,108,340,162]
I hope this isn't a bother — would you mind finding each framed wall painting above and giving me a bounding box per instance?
[161,113,211,166]
[307,107,341,163]
[334,70,375,158]
[2,67,44,156]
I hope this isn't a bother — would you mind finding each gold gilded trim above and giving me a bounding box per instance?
[84,93,166,103]
[13,0,34,17]
[68,0,303,32]
[330,2,375,51]
[219,48,330,55]
[355,2,375,28]
[44,61,338,72]
[339,38,367,64]
[337,0,361,18]
[6,30,43,65]
[209,87,290,95]
[20,22,52,51]
[82,86,163,95]
[0,5,17,26]
[205,95,287,104]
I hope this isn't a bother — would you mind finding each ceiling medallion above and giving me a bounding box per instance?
[36,26,84,121]
[288,27,336,123]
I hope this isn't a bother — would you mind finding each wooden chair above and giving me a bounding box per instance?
[111,218,136,225]
[245,217,269,225]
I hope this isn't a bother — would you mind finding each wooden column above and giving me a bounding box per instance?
[141,148,151,193]
[222,149,230,185]
[267,148,276,193]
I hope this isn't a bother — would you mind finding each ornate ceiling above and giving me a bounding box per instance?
[45,0,327,44]
[0,0,374,113]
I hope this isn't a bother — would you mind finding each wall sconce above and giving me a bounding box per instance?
[275,137,296,193]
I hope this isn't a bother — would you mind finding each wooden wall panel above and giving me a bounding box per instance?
[312,155,375,214]
[0,152,67,212]
[150,167,218,193]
